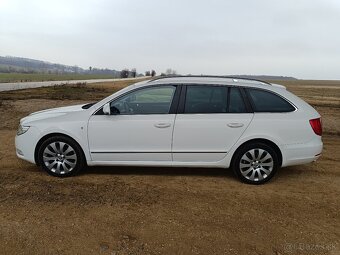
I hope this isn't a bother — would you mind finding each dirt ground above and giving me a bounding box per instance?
[0,80,339,254]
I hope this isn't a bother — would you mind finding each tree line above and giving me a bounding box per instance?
[120,69,156,78]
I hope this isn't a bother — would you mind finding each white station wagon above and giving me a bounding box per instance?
[15,76,323,184]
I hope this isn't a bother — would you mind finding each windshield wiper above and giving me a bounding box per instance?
[82,102,96,109]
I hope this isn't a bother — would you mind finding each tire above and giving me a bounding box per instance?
[38,135,85,177]
[231,142,279,185]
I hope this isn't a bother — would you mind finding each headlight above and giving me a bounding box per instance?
[17,124,30,136]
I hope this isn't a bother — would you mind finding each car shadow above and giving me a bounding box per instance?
[83,166,234,178]
[275,166,305,178]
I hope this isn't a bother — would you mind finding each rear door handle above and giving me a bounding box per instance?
[154,123,171,128]
[227,123,244,128]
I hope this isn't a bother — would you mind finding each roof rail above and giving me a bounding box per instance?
[148,75,271,85]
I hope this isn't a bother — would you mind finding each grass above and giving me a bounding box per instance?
[0,78,151,101]
[0,73,119,83]
[0,84,107,101]
[266,80,340,109]
[0,83,109,101]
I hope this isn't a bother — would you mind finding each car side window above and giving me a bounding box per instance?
[247,88,295,112]
[184,86,228,114]
[229,87,247,113]
[110,86,176,115]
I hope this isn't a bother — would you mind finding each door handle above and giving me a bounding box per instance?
[154,123,171,128]
[227,123,244,128]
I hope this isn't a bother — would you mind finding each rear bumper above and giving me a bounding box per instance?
[281,138,323,167]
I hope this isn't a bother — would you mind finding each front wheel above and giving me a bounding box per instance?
[231,143,279,184]
[38,136,85,177]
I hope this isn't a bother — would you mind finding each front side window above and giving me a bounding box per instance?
[184,86,228,114]
[247,88,295,112]
[110,86,176,115]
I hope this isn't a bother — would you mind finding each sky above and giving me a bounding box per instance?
[0,0,340,79]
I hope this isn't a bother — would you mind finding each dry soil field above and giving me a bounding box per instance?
[0,79,339,255]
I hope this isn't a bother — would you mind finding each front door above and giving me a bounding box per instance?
[88,85,178,162]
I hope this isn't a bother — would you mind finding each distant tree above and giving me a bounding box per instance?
[131,68,137,78]
[120,69,129,78]
[145,71,151,76]
[165,68,172,75]
[165,68,177,75]
[151,70,156,77]
[89,66,92,72]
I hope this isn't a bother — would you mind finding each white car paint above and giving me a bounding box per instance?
[172,113,253,162]
[15,77,323,176]
[88,114,176,161]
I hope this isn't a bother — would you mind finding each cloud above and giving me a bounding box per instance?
[0,0,339,79]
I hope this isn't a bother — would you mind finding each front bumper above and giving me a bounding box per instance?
[15,126,40,164]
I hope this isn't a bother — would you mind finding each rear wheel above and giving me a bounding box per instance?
[38,136,85,177]
[232,142,279,184]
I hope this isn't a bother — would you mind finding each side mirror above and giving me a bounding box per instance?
[103,103,111,115]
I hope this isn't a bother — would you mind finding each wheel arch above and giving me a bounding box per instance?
[230,138,283,167]
[34,132,87,166]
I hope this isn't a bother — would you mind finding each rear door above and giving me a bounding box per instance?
[172,85,253,162]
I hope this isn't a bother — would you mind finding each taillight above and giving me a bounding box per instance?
[309,118,322,136]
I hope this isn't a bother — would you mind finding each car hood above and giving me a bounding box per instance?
[30,104,86,115]
[20,104,87,125]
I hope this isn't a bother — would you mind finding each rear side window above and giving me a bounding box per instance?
[229,88,247,113]
[184,86,228,113]
[247,88,295,112]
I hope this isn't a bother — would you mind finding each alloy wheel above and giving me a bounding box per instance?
[239,148,274,182]
[42,141,77,175]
